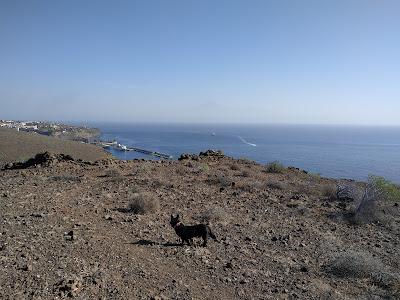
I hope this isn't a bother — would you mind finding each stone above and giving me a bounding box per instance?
[64,231,74,241]
[178,153,199,161]
[31,213,44,218]
[199,150,224,157]
[17,262,32,271]
[55,277,82,297]
[300,266,308,272]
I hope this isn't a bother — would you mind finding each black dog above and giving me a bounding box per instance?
[170,214,216,247]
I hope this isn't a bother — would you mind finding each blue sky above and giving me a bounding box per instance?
[0,0,399,125]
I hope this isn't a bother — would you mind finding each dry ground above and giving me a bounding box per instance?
[0,152,399,299]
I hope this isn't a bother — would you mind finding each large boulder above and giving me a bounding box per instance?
[199,150,224,158]
[178,153,199,161]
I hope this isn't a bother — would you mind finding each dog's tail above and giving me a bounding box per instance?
[207,226,217,241]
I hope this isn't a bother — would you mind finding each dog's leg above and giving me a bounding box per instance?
[181,239,185,246]
[202,234,207,247]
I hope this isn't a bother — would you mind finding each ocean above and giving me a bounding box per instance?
[88,123,400,183]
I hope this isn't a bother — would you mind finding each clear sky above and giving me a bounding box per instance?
[0,0,399,125]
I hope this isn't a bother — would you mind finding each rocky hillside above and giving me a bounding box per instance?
[0,151,399,299]
[0,127,109,166]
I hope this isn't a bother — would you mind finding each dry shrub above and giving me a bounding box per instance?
[52,175,81,182]
[207,174,231,187]
[336,182,361,202]
[294,183,316,196]
[308,173,322,183]
[105,168,121,177]
[151,178,167,189]
[175,164,187,175]
[130,185,140,194]
[230,164,240,171]
[133,162,152,175]
[236,181,264,192]
[325,250,399,289]
[351,176,398,224]
[198,207,229,224]
[218,175,231,187]
[322,184,338,200]
[185,161,194,168]
[266,180,286,190]
[241,170,251,177]
[237,158,254,165]
[128,193,159,214]
[105,167,125,183]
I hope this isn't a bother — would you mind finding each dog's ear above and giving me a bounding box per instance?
[176,214,180,219]
[170,214,174,220]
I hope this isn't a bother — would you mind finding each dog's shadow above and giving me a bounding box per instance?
[114,207,131,213]
[130,239,182,247]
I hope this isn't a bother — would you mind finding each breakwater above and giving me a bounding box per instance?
[93,140,172,159]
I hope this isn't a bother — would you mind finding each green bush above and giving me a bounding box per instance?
[369,175,400,201]
[353,175,400,224]
[265,161,286,173]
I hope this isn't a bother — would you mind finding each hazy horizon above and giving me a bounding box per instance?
[1,0,400,125]
[4,119,400,128]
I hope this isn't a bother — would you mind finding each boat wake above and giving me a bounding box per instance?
[238,136,257,147]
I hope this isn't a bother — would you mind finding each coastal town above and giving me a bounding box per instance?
[1,119,172,159]
[0,119,100,142]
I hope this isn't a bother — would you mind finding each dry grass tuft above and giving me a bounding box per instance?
[294,183,317,196]
[105,168,121,177]
[230,164,240,171]
[241,170,251,177]
[128,193,160,214]
[325,250,399,289]
[198,207,229,224]
[266,180,286,190]
[236,181,264,192]
[207,174,232,187]
[104,168,125,183]
[322,184,338,200]
[52,174,82,182]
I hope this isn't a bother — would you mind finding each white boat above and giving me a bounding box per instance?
[115,143,128,151]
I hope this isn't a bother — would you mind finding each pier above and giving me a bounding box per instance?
[94,141,172,159]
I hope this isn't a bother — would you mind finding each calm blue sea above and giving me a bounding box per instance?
[87,123,400,183]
